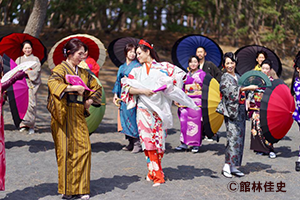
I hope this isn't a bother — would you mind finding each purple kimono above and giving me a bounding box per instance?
[178,69,206,146]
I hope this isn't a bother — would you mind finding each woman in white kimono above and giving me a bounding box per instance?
[121,39,196,187]
[16,40,41,134]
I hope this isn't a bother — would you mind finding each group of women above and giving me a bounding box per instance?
[113,39,296,182]
[1,34,300,199]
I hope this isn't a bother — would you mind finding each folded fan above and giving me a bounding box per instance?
[153,85,167,93]
[65,74,95,92]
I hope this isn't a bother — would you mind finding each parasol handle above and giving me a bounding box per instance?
[114,98,122,107]
[176,104,202,108]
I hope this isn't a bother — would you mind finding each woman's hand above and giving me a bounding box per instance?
[84,99,93,110]
[142,89,155,96]
[113,93,118,104]
[242,85,258,91]
[73,85,85,95]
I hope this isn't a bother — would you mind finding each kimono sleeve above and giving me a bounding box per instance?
[47,65,68,124]
[112,65,123,97]
[165,62,186,89]
[86,73,102,106]
[27,56,41,84]
[48,65,68,99]
[217,74,241,119]
[121,68,138,110]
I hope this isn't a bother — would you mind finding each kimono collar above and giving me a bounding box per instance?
[199,59,205,69]
[24,54,33,58]
[227,72,238,82]
[63,61,79,75]
[254,64,261,71]
[151,59,158,65]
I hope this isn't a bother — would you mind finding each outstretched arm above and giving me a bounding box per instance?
[2,70,26,91]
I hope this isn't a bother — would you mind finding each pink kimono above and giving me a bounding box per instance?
[0,82,5,190]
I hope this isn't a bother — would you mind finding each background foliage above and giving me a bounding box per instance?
[1,0,300,57]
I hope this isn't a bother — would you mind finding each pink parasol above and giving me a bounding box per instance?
[2,54,29,127]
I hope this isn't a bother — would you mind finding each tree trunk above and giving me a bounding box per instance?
[24,0,48,38]
[3,0,14,25]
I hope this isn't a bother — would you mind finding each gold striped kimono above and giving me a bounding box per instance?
[47,61,102,195]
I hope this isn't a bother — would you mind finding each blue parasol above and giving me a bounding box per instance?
[171,34,223,71]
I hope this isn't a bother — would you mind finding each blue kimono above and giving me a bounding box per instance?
[112,60,140,138]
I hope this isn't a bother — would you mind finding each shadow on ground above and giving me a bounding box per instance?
[2,175,140,200]
[239,162,271,174]
[164,165,219,181]
[166,143,225,156]
[275,146,299,158]
[5,140,54,153]
[91,141,123,152]
[92,121,118,134]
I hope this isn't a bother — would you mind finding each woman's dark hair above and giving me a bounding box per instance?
[22,40,33,49]
[261,59,272,69]
[222,52,237,66]
[63,38,85,58]
[83,43,88,52]
[291,51,300,96]
[137,39,160,62]
[256,50,268,59]
[124,43,136,57]
[188,55,200,64]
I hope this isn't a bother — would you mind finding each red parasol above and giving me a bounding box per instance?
[2,54,29,127]
[260,79,295,144]
[0,33,47,64]
[48,34,106,69]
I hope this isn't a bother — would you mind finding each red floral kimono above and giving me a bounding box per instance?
[0,81,5,190]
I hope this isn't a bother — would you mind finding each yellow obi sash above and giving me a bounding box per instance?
[184,83,202,96]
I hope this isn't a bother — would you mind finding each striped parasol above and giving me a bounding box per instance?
[48,34,106,69]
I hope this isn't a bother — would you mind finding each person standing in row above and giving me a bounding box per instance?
[112,43,141,153]
[196,46,223,142]
[47,38,102,200]
[217,52,258,178]
[175,55,206,153]
[254,50,278,79]
[196,46,222,82]
[16,40,41,134]
[82,45,101,77]
[249,59,276,159]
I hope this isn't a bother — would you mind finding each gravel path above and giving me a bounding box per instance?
[0,64,299,200]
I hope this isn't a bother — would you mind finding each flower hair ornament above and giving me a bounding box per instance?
[63,48,67,57]
[138,39,153,49]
